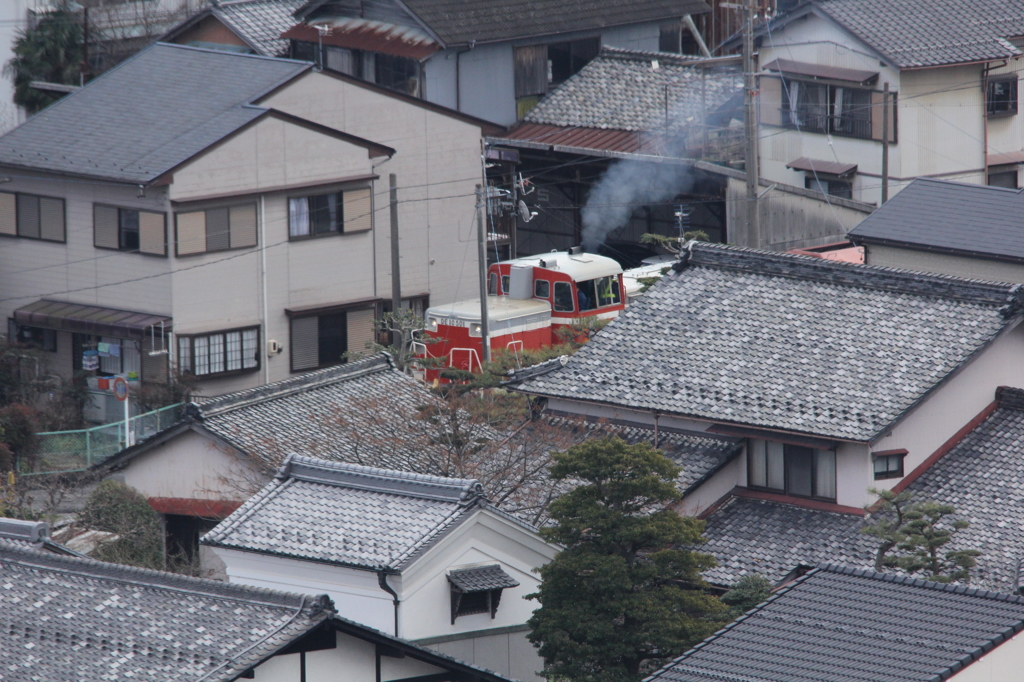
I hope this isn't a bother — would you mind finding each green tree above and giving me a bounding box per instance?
[861,487,916,571]
[893,501,981,583]
[720,574,773,617]
[4,3,83,115]
[78,480,163,570]
[527,437,726,682]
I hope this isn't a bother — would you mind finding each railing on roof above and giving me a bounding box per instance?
[19,403,184,476]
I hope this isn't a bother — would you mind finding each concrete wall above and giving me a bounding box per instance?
[726,177,873,250]
[863,244,1024,284]
[948,634,1024,682]
[422,627,542,682]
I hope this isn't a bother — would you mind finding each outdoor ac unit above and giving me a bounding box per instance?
[267,339,282,356]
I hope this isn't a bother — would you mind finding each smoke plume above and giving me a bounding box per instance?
[580,156,694,251]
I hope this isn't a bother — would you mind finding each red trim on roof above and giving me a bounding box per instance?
[887,399,999,497]
[732,487,866,516]
[281,23,439,60]
[148,497,242,518]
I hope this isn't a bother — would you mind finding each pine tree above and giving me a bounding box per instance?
[527,437,726,682]
[893,501,981,583]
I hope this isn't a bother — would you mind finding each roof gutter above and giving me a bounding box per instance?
[377,570,400,637]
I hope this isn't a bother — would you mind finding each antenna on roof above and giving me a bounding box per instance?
[313,23,332,71]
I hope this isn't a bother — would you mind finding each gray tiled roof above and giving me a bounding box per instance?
[0,43,308,183]
[401,0,709,47]
[195,353,463,470]
[217,0,306,56]
[698,387,1024,592]
[448,564,520,592]
[784,0,1024,69]
[202,455,501,570]
[525,47,742,132]
[646,564,1024,682]
[512,242,1024,442]
[0,539,332,682]
[698,496,873,587]
[848,178,1024,264]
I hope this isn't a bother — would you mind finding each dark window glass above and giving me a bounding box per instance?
[785,446,814,498]
[805,176,853,199]
[375,53,420,97]
[488,272,498,295]
[501,275,510,294]
[119,209,140,251]
[577,280,597,311]
[292,40,315,61]
[548,37,600,86]
[553,281,574,312]
[989,169,1018,188]
[988,77,1018,116]
[535,279,550,298]
[456,591,490,617]
[783,81,872,139]
[309,192,343,235]
[318,312,347,367]
[873,453,905,480]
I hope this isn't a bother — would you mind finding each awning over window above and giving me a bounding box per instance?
[13,300,171,339]
[763,59,879,86]
[787,157,858,178]
[448,564,520,593]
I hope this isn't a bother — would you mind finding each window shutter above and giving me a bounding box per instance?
[870,90,896,142]
[514,45,548,98]
[138,211,166,255]
[230,204,257,248]
[0,192,16,236]
[17,194,39,238]
[346,308,376,357]
[290,316,319,370]
[206,207,230,252]
[759,76,784,126]
[176,211,207,255]
[38,198,64,242]
[94,205,120,249]
[343,188,372,233]
[141,335,168,383]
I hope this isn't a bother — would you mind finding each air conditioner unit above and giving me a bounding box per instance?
[267,339,282,356]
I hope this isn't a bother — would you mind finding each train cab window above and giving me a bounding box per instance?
[577,280,597,311]
[501,275,510,294]
[488,272,498,295]
[535,279,550,298]
[553,281,574,312]
[595,276,621,306]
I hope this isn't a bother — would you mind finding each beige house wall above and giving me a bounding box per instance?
[864,244,1024,284]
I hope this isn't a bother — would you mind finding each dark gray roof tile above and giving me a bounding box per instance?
[647,564,1024,682]
[0,43,308,183]
[848,178,1024,264]
[513,242,1022,441]
[217,0,306,56]
[448,564,520,592]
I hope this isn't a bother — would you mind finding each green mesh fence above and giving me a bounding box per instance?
[20,403,183,475]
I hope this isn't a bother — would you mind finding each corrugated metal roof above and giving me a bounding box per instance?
[14,299,172,339]
[499,122,647,154]
[763,58,878,84]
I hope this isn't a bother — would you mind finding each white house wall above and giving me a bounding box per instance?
[988,57,1024,169]
[946,634,1024,682]
[676,454,742,517]
[260,71,484,310]
[0,172,173,326]
[118,429,257,501]
[863,244,1024,284]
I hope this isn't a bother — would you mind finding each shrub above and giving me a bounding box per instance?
[78,480,163,569]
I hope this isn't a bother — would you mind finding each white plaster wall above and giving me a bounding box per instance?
[676,454,742,517]
[948,635,1024,682]
[868,323,1024,505]
[864,245,1024,285]
[834,441,871,507]
[118,429,256,501]
[455,42,517,125]
[261,71,485,310]
[987,57,1024,161]
[215,548,397,634]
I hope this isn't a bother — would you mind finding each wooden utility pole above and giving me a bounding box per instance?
[475,185,492,364]
[389,174,401,346]
[742,0,761,247]
[881,82,890,204]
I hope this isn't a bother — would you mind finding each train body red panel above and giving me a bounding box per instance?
[421,249,624,380]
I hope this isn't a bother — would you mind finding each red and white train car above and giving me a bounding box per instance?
[421,248,624,377]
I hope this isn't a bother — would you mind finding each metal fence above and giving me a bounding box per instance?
[20,403,184,475]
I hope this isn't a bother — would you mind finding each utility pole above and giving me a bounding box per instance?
[881,82,890,204]
[389,174,401,347]
[475,185,492,365]
[743,0,761,248]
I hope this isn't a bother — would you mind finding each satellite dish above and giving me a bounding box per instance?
[518,200,537,223]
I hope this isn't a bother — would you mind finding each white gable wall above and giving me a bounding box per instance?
[946,633,1024,681]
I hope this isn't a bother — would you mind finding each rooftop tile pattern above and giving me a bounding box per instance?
[512,242,1023,441]
[698,387,1024,592]
[217,0,306,56]
[0,43,308,183]
[848,178,1024,264]
[813,0,1024,69]
[197,353,452,469]
[400,0,709,46]
[202,456,495,570]
[525,47,742,132]
[448,564,520,592]
[647,564,1024,682]
[0,540,331,681]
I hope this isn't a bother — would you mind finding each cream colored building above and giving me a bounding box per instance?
[0,43,498,400]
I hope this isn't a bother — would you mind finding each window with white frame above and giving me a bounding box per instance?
[177,327,259,377]
[748,440,836,501]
